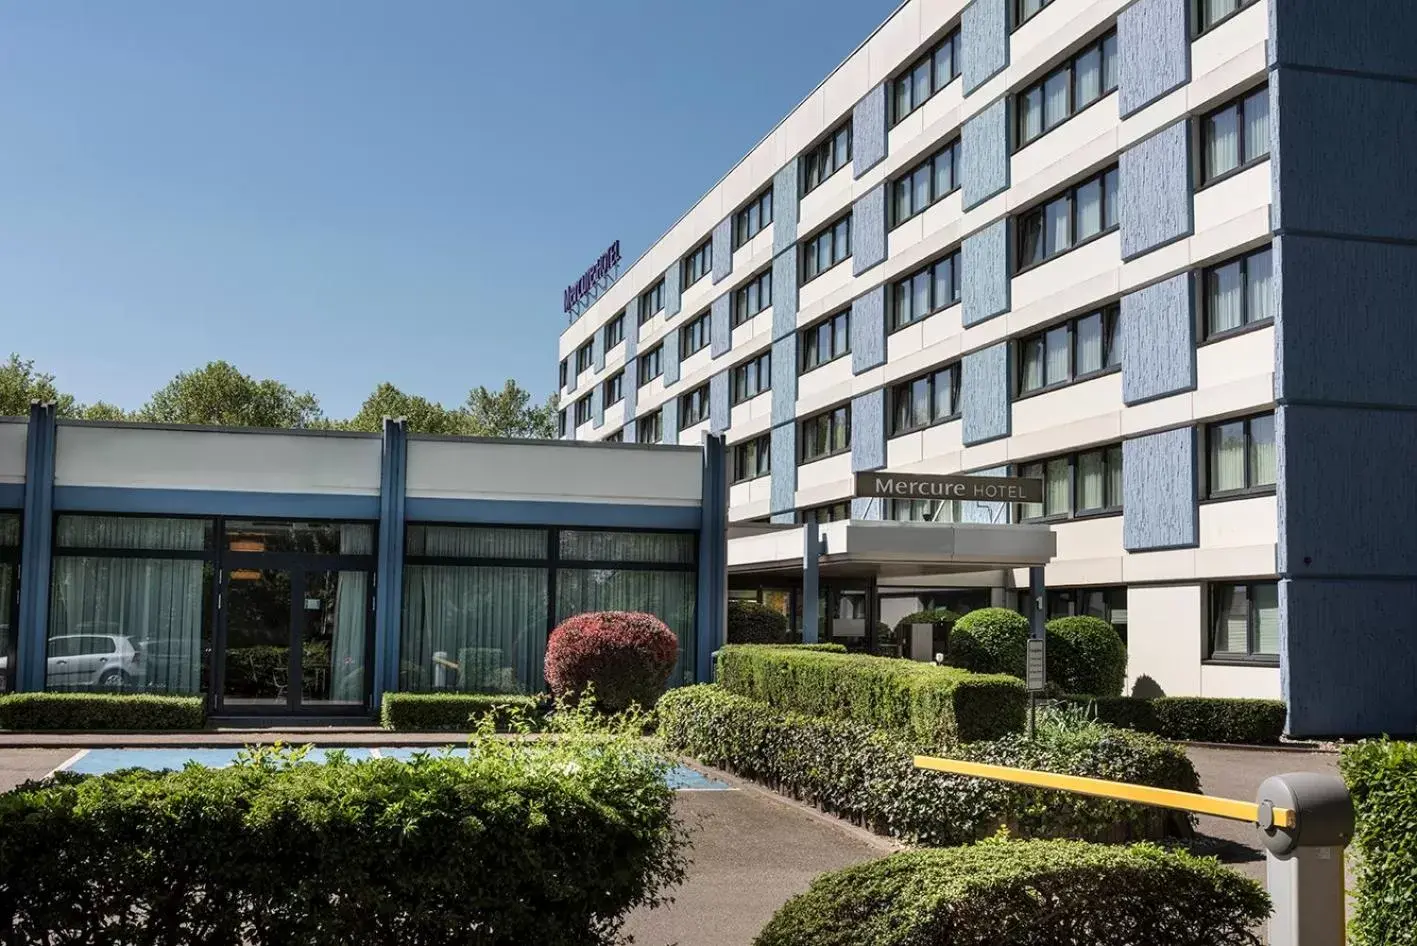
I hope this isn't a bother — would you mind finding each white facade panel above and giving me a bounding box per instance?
[0,422,26,485]
[1126,584,1204,696]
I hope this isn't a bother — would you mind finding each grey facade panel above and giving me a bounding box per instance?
[621,310,639,428]
[771,250,799,340]
[1121,273,1195,405]
[711,217,733,284]
[769,423,797,516]
[770,335,798,427]
[772,163,800,256]
[850,286,886,374]
[961,220,1009,327]
[660,396,679,447]
[961,465,1010,524]
[853,83,888,178]
[624,297,641,345]
[850,497,882,520]
[710,292,732,358]
[961,343,1010,445]
[850,389,885,473]
[591,383,603,429]
[1119,120,1193,260]
[851,184,887,276]
[961,98,1009,210]
[962,0,1007,94]
[1118,0,1189,117]
[592,325,605,372]
[664,260,682,319]
[1269,0,1417,79]
[708,371,730,435]
[1122,427,1197,551]
[621,419,637,444]
[662,325,681,387]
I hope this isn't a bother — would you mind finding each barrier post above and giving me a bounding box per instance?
[1256,773,1354,946]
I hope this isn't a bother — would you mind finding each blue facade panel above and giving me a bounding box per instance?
[853,83,887,178]
[711,217,733,284]
[1119,120,1192,260]
[592,324,605,372]
[662,325,681,386]
[1121,273,1195,405]
[850,389,885,473]
[664,260,682,319]
[710,292,732,358]
[850,287,886,374]
[961,343,1009,445]
[770,334,798,427]
[961,219,1009,327]
[771,250,799,340]
[851,184,887,276]
[708,371,730,435]
[961,98,1008,210]
[769,423,797,516]
[660,396,679,446]
[1122,427,1197,551]
[16,403,57,692]
[1118,0,1189,117]
[1269,0,1417,80]
[962,0,1007,94]
[961,465,1010,524]
[591,383,603,429]
[772,164,800,257]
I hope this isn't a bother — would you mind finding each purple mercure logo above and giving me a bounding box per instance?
[564,240,621,313]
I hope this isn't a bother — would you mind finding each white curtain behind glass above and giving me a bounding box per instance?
[1206,106,1240,178]
[1210,423,1247,492]
[1074,47,1101,108]
[1254,584,1280,654]
[1077,451,1105,510]
[330,525,369,703]
[1075,314,1103,375]
[1246,250,1273,323]
[1045,458,1070,516]
[1076,180,1103,242]
[1208,261,1244,334]
[1244,90,1270,162]
[1249,415,1277,487]
[555,569,697,687]
[1045,326,1070,384]
[1213,586,1249,654]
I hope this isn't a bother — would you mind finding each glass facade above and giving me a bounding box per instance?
[0,514,19,692]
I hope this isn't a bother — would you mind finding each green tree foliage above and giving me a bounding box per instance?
[338,382,468,435]
[465,379,558,438]
[0,353,79,417]
[137,360,322,428]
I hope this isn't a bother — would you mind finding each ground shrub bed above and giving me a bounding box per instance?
[1341,738,1417,946]
[715,645,1025,744]
[379,692,542,731]
[0,727,686,945]
[726,599,790,644]
[0,692,205,731]
[1069,695,1288,745]
[755,837,1269,946]
[658,685,1197,845]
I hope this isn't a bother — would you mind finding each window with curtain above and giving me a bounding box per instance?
[1206,413,1276,497]
[1016,166,1119,270]
[1015,32,1118,148]
[1196,0,1260,35]
[890,363,960,435]
[1018,445,1123,521]
[1014,0,1053,28]
[801,121,852,195]
[1017,304,1121,395]
[680,311,711,357]
[682,239,712,288]
[47,515,213,695]
[731,350,772,404]
[0,514,19,693]
[801,214,853,283]
[679,384,710,429]
[733,188,774,249]
[1202,85,1269,184]
[1203,245,1273,338]
[798,502,851,525]
[886,498,960,522]
[891,140,960,227]
[639,280,665,323]
[637,409,664,445]
[1209,582,1279,660]
[892,29,960,124]
[1035,586,1128,644]
[731,434,772,483]
[891,251,960,330]
[732,268,773,326]
[799,310,851,372]
[800,405,851,462]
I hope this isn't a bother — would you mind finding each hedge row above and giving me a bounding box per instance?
[1341,739,1417,946]
[379,693,542,731]
[715,644,1025,744]
[1070,695,1288,745]
[756,838,1269,946]
[0,693,205,731]
[0,736,686,944]
[727,599,790,644]
[658,685,1197,845]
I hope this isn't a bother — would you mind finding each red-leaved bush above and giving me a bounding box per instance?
[545,611,680,712]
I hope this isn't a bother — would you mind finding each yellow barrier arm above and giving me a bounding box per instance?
[913,755,1296,830]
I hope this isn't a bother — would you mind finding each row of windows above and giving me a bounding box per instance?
[891,140,959,228]
[891,251,960,331]
[800,404,850,463]
[802,121,852,195]
[1018,445,1124,521]
[800,310,850,373]
[1018,303,1120,396]
[890,364,959,436]
[682,239,712,288]
[802,213,852,283]
[892,30,960,125]
[731,349,771,404]
[732,433,771,484]
[1017,165,1119,271]
[679,384,710,429]
[681,310,710,357]
[733,188,774,249]
[733,268,772,326]
[1016,32,1117,149]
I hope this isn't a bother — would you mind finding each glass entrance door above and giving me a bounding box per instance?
[298,570,369,708]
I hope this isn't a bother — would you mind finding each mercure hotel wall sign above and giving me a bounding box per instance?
[563,240,622,314]
[854,471,1044,504]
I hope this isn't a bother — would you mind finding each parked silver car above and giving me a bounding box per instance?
[47,633,142,690]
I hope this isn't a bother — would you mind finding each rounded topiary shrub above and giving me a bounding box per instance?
[893,607,961,634]
[727,599,790,644]
[947,607,1029,677]
[755,839,1270,946]
[1046,615,1127,697]
[545,611,679,712]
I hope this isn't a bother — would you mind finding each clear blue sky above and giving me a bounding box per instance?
[1,1,898,418]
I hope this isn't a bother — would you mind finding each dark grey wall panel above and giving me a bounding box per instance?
[1119,120,1192,260]
[709,371,730,435]
[770,423,797,516]
[962,0,1007,95]
[770,335,798,427]
[664,261,682,319]
[712,217,733,284]
[1122,427,1197,551]
[662,325,681,386]
[1118,0,1189,117]
[710,292,732,358]
[853,83,888,178]
[1121,273,1195,405]
[961,343,1009,445]
[851,286,886,374]
[961,98,1008,210]
[772,164,800,257]
[772,250,799,340]
[852,184,887,276]
[1270,0,1417,79]
[961,219,1009,327]
[850,389,885,473]
[962,465,1010,523]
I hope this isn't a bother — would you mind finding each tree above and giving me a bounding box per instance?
[0,354,79,417]
[77,402,130,422]
[464,379,558,439]
[138,361,322,429]
[340,382,468,435]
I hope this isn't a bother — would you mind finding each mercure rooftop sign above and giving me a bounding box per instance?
[854,471,1044,504]
[564,240,622,314]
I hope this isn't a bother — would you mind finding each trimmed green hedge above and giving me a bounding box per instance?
[1045,615,1126,697]
[1069,695,1287,745]
[947,607,1029,675]
[755,838,1269,946]
[1341,739,1417,946]
[380,692,542,731]
[659,685,1198,845]
[893,607,961,633]
[727,599,791,644]
[776,643,848,653]
[0,693,205,731]
[715,644,1025,743]
[0,735,686,944]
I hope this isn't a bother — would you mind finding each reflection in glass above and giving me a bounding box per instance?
[225,520,372,556]
[302,570,369,705]
[223,569,291,705]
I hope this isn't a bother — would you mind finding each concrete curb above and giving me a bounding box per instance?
[1182,740,1339,755]
[0,730,468,749]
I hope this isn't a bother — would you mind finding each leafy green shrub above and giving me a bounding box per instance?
[454,647,519,693]
[225,642,330,699]
[658,685,1198,845]
[545,611,679,712]
[755,838,1269,946]
[1066,695,1161,732]
[1342,738,1417,946]
[0,723,687,944]
[727,599,790,644]
[0,693,205,731]
[893,607,960,633]
[379,692,541,731]
[716,644,1025,743]
[1046,615,1127,697]
[775,642,847,653]
[1152,697,1287,744]
[947,607,1029,676]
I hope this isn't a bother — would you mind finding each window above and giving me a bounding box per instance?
[733,188,774,248]
[801,213,852,283]
[801,120,852,195]
[1016,166,1119,270]
[639,280,665,323]
[731,434,772,483]
[885,498,959,522]
[682,239,712,287]
[891,140,960,227]
[1017,304,1121,394]
[892,29,961,124]
[732,268,773,326]
[1201,85,1269,184]
[604,429,624,443]
[637,409,664,444]
[603,313,625,351]
[603,371,624,407]
[1017,444,1124,520]
[575,341,593,375]
[680,311,710,357]
[1020,586,1129,644]
[891,250,960,330]
[1,515,21,693]
[638,345,664,386]
[799,501,852,525]
[573,395,592,427]
[800,404,851,462]
[890,364,960,435]
[1203,246,1273,339]
[1014,0,1056,27]
[558,359,568,390]
[679,385,710,428]
[1206,413,1276,497]
[1016,32,1118,147]
[731,349,772,404]
[557,410,567,437]
[1209,582,1279,661]
[1196,0,1260,35]
[799,310,851,373]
